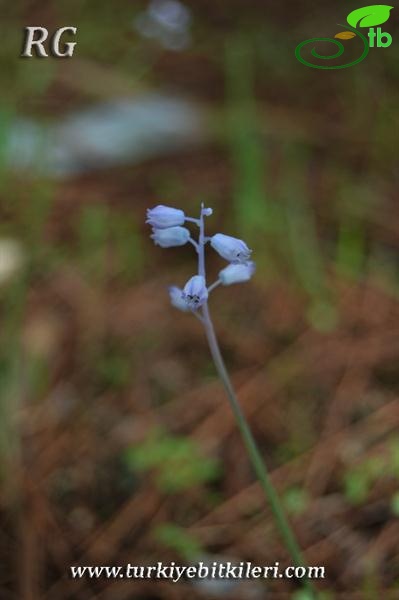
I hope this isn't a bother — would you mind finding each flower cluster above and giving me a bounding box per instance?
[146,204,255,312]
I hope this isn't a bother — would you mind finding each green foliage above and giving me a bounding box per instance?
[343,468,371,504]
[224,54,340,331]
[306,301,338,333]
[367,246,399,297]
[334,180,374,281]
[343,446,399,505]
[292,591,333,600]
[153,523,202,561]
[224,35,271,235]
[0,283,27,481]
[109,212,144,283]
[23,181,56,261]
[78,204,109,281]
[0,353,22,481]
[283,486,309,516]
[0,106,13,182]
[125,429,220,493]
[94,346,131,391]
[78,205,143,283]
[336,221,366,279]
[389,438,399,475]
[390,491,399,516]
[280,146,337,332]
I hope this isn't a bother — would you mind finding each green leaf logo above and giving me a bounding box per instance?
[347,5,393,28]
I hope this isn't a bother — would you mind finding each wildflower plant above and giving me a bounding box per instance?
[146,204,255,313]
[146,204,315,596]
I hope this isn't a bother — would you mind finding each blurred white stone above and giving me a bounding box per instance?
[5,94,204,177]
[0,239,24,284]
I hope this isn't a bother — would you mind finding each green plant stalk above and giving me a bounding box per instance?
[202,302,302,557]
[198,208,315,596]
[201,309,316,597]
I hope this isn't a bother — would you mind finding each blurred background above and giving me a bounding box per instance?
[1,1,399,598]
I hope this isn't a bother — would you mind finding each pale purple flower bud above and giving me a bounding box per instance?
[182,275,208,310]
[168,286,190,312]
[202,207,213,217]
[210,233,252,263]
[151,226,190,248]
[219,261,255,285]
[146,204,185,228]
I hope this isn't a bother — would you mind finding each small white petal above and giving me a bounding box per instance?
[210,233,252,263]
[168,286,190,311]
[146,205,185,228]
[151,226,190,248]
[182,275,208,310]
[219,261,255,285]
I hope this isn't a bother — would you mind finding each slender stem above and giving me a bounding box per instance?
[207,279,221,294]
[202,303,306,565]
[193,311,204,323]
[198,204,206,278]
[185,216,201,225]
[188,237,199,252]
[196,206,315,596]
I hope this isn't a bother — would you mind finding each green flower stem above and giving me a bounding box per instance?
[202,302,301,561]
[197,206,315,596]
[202,305,317,596]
